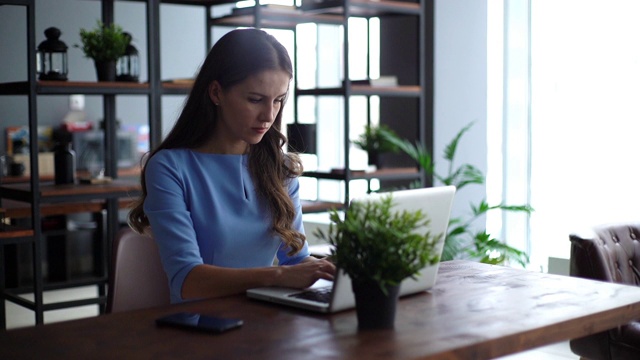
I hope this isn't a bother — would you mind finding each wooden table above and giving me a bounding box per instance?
[2,260,640,359]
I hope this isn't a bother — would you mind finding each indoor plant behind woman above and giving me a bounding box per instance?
[76,20,128,81]
[315,194,441,330]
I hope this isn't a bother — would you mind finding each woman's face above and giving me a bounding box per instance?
[207,69,290,154]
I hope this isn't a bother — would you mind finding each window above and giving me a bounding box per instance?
[492,0,640,271]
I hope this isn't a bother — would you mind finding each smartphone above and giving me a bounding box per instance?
[156,312,243,334]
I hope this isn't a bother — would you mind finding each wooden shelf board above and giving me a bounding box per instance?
[1,198,134,219]
[0,180,141,202]
[302,0,421,17]
[297,85,421,97]
[1,167,140,185]
[304,167,419,180]
[301,200,344,213]
[0,81,150,95]
[212,9,343,28]
[0,225,34,240]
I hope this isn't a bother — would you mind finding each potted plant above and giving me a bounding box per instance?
[353,124,399,168]
[315,194,441,330]
[382,122,533,266]
[76,21,129,81]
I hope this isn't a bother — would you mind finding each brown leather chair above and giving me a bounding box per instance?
[106,227,170,313]
[569,223,640,360]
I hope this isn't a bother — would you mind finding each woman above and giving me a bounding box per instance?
[128,28,335,303]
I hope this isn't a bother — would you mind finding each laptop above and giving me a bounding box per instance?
[246,185,456,313]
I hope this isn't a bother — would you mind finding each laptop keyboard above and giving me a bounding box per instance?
[289,287,332,304]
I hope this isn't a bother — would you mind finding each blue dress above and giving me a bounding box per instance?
[143,149,309,303]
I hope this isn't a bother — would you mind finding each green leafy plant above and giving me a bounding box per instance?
[353,124,400,155]
[382,122,533,267]
[314,194,442,295]
[76,21,128,62]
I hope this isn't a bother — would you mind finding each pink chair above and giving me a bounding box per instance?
[106,227,170,313]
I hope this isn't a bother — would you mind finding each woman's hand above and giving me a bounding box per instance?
[275,257,336,289]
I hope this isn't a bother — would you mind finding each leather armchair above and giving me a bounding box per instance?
[569,223,640,360]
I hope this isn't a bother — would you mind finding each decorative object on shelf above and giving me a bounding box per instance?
[8,160,25,177]
[287,123,316,154]
[0,154,7,177]
[53,128,76,184]
[344,76,398,88]
[76,21,128,82]
[116,32,140,82]
[36,27,68,81]
[54,141,76,185]
[353,124,399,168]
[315,194,441,330]
[384,122,533,266]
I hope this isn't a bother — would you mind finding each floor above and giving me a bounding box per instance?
[4,286,578,359]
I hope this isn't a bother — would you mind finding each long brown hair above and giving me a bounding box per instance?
[128,28,305,255]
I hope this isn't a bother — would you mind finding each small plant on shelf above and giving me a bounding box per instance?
[76,20,128,81]
[353,124,400,168]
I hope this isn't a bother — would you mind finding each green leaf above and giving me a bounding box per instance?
[353,124,400,154]
[76,20,128,62]
[368,121,534,267]
[443,122,474,162]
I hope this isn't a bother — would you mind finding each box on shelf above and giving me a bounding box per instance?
[12,152,55,176]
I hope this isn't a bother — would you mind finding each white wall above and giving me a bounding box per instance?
[434,0,488,223]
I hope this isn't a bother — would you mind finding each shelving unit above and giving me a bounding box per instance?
[0,0,148,328]
[0,0,432,328]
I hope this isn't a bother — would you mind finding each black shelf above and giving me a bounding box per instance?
[0,225,34,242]
[0,0,31,5]
[211,7,343,29]
[0,0,149,328]
[303,0,421,17]
[0,180,141,203]
[0,81,151,95]
[303,167,420,181]
[297,85,421,97]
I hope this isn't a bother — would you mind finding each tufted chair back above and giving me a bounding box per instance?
[570,224,640,286]
[569,223,640,360]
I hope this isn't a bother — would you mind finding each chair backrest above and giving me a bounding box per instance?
[569,223,640,286]
[569,223,640,359]
[106,227,170,313]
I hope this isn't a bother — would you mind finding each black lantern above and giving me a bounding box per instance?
[37,27,68,81]
[116,33,140,82]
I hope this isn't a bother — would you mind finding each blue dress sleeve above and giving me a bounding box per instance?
[143,152,203,302]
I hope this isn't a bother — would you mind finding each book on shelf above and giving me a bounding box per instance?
[344,76,398,88]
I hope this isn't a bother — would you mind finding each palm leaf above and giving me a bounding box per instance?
[380,121,533,267]
[442,122,474,162]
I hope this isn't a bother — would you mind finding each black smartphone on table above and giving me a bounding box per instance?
[156,312,243,334]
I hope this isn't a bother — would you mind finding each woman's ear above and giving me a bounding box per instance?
[208,81,222,106]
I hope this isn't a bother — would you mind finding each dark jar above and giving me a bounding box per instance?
[54,142,76,184]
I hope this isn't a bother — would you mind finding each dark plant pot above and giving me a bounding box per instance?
[94,60,116,82]
[367,150,380,168]
[352,279,400,330]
